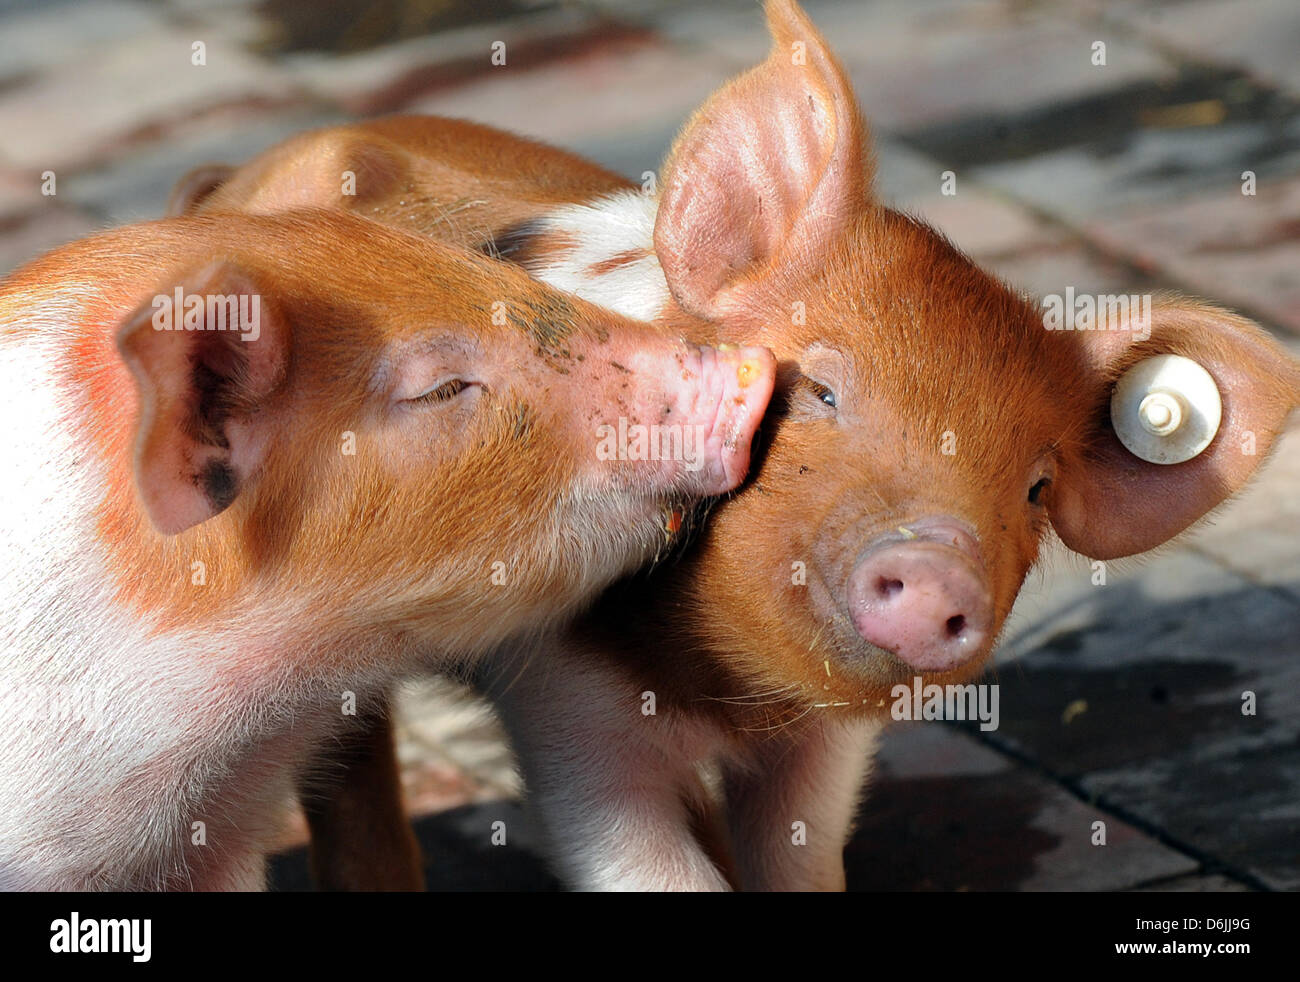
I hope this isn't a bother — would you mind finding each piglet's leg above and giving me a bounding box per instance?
[722,718,882,892]
[298,705,424,891]
[489,641,731,892]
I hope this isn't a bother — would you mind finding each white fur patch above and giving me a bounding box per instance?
[530,190,671,323]
[0,315,351,888]
[487,638,732,891]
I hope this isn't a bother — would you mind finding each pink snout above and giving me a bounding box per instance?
[846,524,992,672]
[698,344,777,494]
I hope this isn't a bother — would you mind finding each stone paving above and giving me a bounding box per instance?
[3,0,1297,890]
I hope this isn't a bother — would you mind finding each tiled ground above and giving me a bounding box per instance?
[5,0,1297,890]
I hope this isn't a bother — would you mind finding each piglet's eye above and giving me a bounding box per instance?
[801,375,837,409]
[408,378,471,405]
[1028,477,1051,506]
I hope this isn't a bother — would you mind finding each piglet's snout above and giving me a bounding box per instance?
[709,345,775,492]
[670,344,776,496]
[846,522,992,672]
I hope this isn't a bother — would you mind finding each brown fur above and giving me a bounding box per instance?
[174,116,633,252]
[176,0,1300,889]
[6,213,680,644]
[2,208,777,888]
[301,707,422,891]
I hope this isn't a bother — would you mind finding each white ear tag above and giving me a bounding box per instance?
[1110,354,1222,464]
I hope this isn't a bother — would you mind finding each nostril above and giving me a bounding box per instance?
[876,577,904,600]
[848,534,993,671]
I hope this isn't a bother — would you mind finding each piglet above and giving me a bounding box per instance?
[172,0,1300,891]
[0,210,774,889]
[480,0,1300,889]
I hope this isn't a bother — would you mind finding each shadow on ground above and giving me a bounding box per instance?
[273,578,1295,890]
[271,800,561,891]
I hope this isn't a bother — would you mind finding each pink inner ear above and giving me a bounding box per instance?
[137,418,233,536]
[654,0,872,320]
[115,264,289,536]
[189,264,288,400]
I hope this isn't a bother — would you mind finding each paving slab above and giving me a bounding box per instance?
[963,114,1300,231]
[873,136,956,208]
[1130,873,1251,892]
[404,33,732,163]
[1083,173,1300,336]
[846,722,1201,891]
[566,118,680,184]
[394,677,523,809]
[909,186,1064,259]
[60,106,347,225]
[0,26,299,171]
[817,0,1177,133]
[990,541,1300,891]
[1097,0,1300,99]
[594,0,777,70]
[0,0,165,85]
[979,239,1157,306]
[280,7,615,116]
[161,0,271,50]
[0,169,43,222]
[1183,421,1300,603]
[0,206,101,278]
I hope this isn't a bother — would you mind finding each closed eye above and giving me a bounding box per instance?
[407,378,474,405]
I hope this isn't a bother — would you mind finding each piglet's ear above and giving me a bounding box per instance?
[166,164,235,215]
[192,134,408,217]
[116,262,289,535]
[1051,298,1300,560]
[654,0,872,320]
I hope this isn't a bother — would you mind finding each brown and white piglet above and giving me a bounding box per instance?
[176,0,1300,891]
[0,210,773,889]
